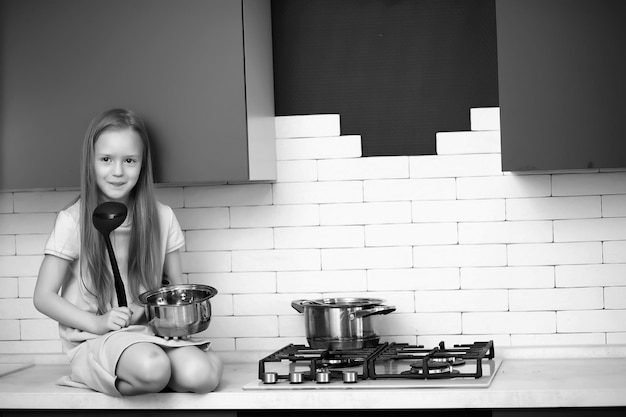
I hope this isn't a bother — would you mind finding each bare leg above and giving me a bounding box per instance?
[166,346,223,393]
[116,342,171,395]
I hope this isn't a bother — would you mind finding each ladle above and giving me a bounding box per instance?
[92,202,128,307]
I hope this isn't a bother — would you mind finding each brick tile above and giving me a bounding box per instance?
[364,178,456,202]
[414,289,508,312]
[412,199,505,222]
[0,255,44,278]
[189,272,276,294]
[552,172,626,196]
[276,160,318,182]
[232,249,321,272]
[186,228,273,251]
[203,316,278,338]
[558,310,626,332]
[0,213,56,235]
[322,247,413,270]
[0,320,20,340]
[175,207,230,230]
[436,131,501,155]
[554,218,626,242]
[277,270,367,293]
[321,202,411,225]
[275,226,364,249]
[365,223,457,246]
[275,114,340,138]
[15,234,48,255]
[463,311,556,334]
[508,242,602,266]
[0,193,13,213]
[273,181,363,205]
[604,241,626,263]
[409,154,502,178]
[461,266,554,289]
[0,277,19,298]
[556,264,626,287]
[511,333,605,346]
[318,156,409,181]
[506,196,601,220]
[509,288,603,311]
[20,318,59,340]
[231,205,319,228]
[155,186,185,208]
[602,194,626,217]
[605,287,626,309]
[14,191,78,213]
[184,184,272,207]
[457,175,551,199]
[470,107,500,131]
[414,244,506,267]
[381,312,462,335]
[367,268,460,291]
[0,236,15,255]
[459,220,552,244]
[275,135,362,161]
[180,251,231,273]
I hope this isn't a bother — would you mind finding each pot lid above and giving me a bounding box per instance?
[302,297,386,308]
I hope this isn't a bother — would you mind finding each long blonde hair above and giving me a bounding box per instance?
[79,108,162,313]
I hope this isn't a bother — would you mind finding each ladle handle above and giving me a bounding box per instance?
[102,233,127,307]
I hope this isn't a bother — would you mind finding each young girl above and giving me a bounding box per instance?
[34,108,223,396]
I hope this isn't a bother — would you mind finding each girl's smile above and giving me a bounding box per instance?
[94,128,143,203]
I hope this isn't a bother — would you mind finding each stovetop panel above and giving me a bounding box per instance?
[243,359,501,390]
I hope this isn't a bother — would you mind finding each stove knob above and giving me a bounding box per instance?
[262,372,278,384]
[289,372,303,384]
[316,371,330,384]
[343,370,358,383]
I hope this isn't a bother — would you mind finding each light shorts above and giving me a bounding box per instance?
[59,325,210,396]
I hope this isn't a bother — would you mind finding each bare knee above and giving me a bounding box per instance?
[167,347,223,393]
[116,343,171,395]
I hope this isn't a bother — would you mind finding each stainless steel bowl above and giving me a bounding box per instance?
[138,284,217,339]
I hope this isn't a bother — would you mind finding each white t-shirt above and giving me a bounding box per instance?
[44,200,185,351]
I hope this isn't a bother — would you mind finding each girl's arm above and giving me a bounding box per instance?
[34,254,131,334]
[163,249,184,285]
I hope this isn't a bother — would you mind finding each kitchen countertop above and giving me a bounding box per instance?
[1,346,626,410]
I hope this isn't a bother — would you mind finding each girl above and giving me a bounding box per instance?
[34,108,223,396]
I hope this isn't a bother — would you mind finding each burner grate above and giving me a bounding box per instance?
[367,340,495,379]
[258,340,495,383]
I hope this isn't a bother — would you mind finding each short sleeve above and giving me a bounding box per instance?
[44,204,80,261]
[158,203,185,254]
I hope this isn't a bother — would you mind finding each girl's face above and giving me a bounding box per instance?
[93,128,143,203]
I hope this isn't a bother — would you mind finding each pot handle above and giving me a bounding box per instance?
[291,300,306,313]
[292,299,327,313]
[351,305,396,319]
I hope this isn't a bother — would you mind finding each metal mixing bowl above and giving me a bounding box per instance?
[138,284,217,339]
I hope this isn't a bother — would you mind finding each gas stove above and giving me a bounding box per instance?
[243,340,502,390]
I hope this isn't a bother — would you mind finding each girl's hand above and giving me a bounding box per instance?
[95,307,132,334]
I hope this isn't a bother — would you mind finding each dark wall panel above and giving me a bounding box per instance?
[271,0,499,156]
[497,0,626,171]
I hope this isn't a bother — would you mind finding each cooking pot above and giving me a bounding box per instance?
[291,298,396,349]
[139,284,217,339]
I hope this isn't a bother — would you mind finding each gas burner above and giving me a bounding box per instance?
[318,350,367,368]
[402,359,458,375]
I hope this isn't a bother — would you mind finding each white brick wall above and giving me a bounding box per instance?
[1,107,625,355]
